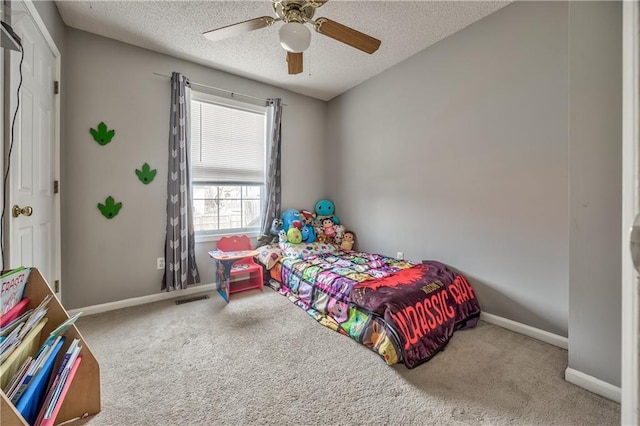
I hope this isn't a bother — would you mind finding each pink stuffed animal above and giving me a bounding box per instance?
[322,218,336,238]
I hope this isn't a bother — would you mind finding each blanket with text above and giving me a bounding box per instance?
[350,261,481,368]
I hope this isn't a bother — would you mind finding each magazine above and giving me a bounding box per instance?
[1,267,31,315]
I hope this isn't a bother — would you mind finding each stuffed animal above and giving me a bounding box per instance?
[321,218,336,239]
[287,227,303,244]
[314,199,340,225]
[257,218,282,246]
[300,209,315,226]
[340,231,355,251]
[281,208,303,232]
[278,230,287,244]
[270,218,283,235]
[334,225,346,245]
[316,233,329,244]
[301,224,316,243]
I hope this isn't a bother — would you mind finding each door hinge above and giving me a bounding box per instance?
[53,81,59,95]
[54,280,60,293]
[53,180,59,194]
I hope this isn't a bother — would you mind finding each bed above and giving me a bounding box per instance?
[257,244,481,368]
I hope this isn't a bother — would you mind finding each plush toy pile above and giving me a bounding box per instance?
[270,199,356,250]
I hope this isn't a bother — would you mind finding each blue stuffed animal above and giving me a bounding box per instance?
[314,199,340,225]
[281,208,303,232]
[301,224,316,243]
[270,218,283,235]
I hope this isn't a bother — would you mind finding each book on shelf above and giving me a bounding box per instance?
[14,336,66,424]
[37,356,82,426]
[0,317,48,390]
[34,338,82,426]
[17,303,50,341]
[10,335,65,405]
[42,312,82,347]
[0,297,31,327]
[1,267,31,315]
[3,355,32,396]
[0,308,34,337]
[0,294,53,367]
[0,322,24,361]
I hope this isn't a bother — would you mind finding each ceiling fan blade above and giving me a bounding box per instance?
[203,17,275,42]
[287,52,303,75]
[314,18,381,54]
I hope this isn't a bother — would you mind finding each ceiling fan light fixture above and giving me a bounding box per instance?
[279,22,311,53]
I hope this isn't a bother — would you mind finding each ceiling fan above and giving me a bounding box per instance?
[202,0,381,75]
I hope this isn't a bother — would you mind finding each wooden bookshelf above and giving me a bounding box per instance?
[0,268,101,425]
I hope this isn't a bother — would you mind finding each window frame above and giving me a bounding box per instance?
[189,90,268,242]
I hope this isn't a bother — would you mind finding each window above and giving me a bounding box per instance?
[190,92,267,237]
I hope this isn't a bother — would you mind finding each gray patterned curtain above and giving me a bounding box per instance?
[163,72,200,291]
[257,98,283,247]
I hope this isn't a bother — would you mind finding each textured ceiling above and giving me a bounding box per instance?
[55,0,511,101]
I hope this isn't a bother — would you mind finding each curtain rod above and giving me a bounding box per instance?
[153,72,284,106]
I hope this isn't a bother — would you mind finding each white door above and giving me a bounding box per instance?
[6,2,60,296]
[622,1,639,424]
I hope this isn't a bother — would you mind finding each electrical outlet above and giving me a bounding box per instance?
[396,252,404,260]
[157,257,165,270]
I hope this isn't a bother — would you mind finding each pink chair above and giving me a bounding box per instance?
[215,235,263,297]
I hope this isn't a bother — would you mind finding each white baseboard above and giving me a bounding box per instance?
[67,283,217,317]
[480,312,569,350]
[565,367,622,403]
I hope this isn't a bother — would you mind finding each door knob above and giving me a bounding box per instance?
[12,205,33,218]
[631,213,640,273]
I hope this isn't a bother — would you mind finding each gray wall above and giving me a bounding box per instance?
[327,1,570,336]
[568,1,622,387]
[327,0,622,388]
[32,0,65,52]
[63,28,326,309]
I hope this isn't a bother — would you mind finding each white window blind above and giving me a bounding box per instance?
[190,99,266,184]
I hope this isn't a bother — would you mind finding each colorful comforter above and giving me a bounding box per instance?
[351,260,481,368]
[269,251,481,368]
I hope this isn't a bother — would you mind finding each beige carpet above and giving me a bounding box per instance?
[74,288,620,426]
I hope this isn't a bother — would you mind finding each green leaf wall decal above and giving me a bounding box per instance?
[135,163,157,184]
[90,122,115,145]
[98,196,122,219]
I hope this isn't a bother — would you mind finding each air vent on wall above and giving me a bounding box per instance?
[175,295,209,305]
